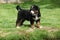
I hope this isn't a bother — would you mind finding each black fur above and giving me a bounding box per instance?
[16,5,41,28]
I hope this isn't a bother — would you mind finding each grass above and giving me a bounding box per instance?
[0,3,60,40]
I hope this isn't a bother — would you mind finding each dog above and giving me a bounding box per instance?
[16,5,41,29]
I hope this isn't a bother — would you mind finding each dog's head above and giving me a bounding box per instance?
[30,5,41,20]
[30,5,40,16]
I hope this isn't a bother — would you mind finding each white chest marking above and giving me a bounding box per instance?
[33,16,39,20]
[35,16,39,20]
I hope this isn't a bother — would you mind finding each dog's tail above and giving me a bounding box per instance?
[16,5,21,11]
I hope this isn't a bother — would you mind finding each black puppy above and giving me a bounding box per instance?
[16,5,41,29]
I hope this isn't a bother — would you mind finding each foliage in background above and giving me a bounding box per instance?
[51,0,60,5]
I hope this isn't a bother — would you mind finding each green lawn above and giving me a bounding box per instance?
[0,4,60,40]
[0,4,60,28]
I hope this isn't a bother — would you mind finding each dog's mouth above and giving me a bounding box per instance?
[31,10,38,15]
[34,10,38,14]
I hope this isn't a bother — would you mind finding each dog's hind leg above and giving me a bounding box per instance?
[16,18,25,28]
[16,18,22,28]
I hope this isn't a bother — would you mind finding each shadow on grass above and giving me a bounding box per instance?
[23,24,30,27]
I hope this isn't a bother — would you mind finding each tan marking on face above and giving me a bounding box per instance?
[34,10,38,14]
[31,10,38,16]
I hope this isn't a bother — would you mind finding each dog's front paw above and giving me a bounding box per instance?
[16,26,20,29]
[38,26,43,29]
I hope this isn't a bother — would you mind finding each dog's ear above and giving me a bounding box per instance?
[16,5,21,11]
